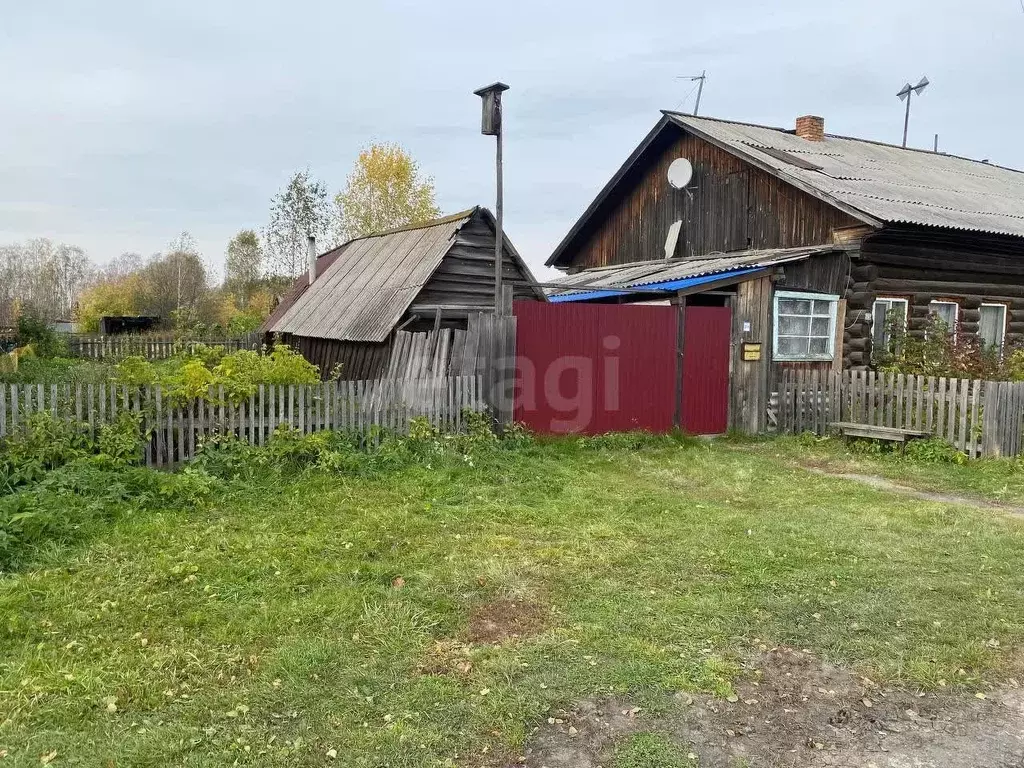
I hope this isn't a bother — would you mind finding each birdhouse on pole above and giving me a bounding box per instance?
[473,82,509,136]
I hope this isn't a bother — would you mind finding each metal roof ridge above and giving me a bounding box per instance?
[338,207,478,246]
[668,111,1023,173]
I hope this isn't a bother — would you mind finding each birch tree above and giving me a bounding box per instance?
[265,171,333,278]
[225,229,263,305]
[334,143,441,242]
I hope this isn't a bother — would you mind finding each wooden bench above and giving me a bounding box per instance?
[829,422,931,452]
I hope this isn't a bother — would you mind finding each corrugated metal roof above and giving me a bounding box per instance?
[549,268,764,302]
[667,113,1024,238]
[548,245,838,300]
[266,209,475,343]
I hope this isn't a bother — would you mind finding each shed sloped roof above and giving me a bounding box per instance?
[266,210,475,343]
[548,245,839,300]
[667,113,1024,238]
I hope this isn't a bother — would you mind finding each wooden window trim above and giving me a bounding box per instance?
[872,296,909,356]
[773,290,839,362]
[927,299,959,341]
[979,302,1008,355]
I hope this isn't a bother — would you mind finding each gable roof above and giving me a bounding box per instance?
[264,207,540,343]
[547,113,1024,267]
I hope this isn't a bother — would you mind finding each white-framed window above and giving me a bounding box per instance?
[928,300,959,337]
[872,297,908,354]
[979,303,1007,353]
[773,290,839,361]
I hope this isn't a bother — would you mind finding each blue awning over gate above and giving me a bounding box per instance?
[548,267,762,303]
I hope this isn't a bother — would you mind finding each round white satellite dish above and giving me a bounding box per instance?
[667,158,693,189]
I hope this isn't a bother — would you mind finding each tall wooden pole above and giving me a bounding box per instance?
[473,81,510,314]
[495,117,504,313]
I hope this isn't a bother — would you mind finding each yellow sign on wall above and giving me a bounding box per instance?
[742,342,762,361]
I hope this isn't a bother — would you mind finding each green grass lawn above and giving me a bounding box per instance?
[3,436,1024,766]
[757,434,1024,506]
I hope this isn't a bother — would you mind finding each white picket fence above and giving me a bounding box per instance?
[0,376,485,467]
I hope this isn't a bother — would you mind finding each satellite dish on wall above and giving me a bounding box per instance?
[667,158,693,189]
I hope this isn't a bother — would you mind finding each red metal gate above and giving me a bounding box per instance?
[513,301,677,434]
[681,306,732,435]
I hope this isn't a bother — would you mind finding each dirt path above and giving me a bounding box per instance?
[522,648,1024,768]
[802,467,1024,516]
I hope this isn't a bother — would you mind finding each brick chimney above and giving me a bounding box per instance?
[795,115,825,142]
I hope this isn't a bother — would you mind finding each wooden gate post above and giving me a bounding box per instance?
[673,295,687,430]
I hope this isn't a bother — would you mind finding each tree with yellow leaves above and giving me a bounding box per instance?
[335,143,441,242]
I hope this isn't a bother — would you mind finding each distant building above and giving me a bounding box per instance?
[98,316,160,335]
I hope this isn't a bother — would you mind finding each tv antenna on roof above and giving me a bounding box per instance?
[676,71,706,115]
[897,75,929,148]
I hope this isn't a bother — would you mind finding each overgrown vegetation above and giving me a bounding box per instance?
[875,313,1024,380]
[15,311,68,358]
[3,427,1024,765]
[113,344,320,403]
[0,411,214,571]
[0,343,320,400]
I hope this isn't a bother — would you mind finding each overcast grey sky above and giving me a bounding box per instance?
[1,0,1022,281]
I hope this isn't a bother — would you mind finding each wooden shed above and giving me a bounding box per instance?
[263,207,545,379]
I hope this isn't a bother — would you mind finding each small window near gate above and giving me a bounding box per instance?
[773,291,839,361]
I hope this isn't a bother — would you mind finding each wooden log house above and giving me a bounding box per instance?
[545,112,1024,433]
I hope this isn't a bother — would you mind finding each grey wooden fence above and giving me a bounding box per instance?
[777,369,1024,458]
[0,376,485,467]
[66,333,261,360]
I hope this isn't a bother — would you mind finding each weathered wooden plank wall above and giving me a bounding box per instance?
[414,215,540,309]
[730,276,772,433]
[560,127,862,270]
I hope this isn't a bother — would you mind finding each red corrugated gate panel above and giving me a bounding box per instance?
[513,301,677,434]
[681,306,731,435]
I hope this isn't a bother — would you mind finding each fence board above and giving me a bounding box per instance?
[957,380,969,453]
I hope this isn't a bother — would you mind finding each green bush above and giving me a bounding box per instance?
[903,437,968,464]
[16,311,67,358]
[108,345,320,405]
[0,459,214,571]
[876,314,1014,380]
[0,411,146,496]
